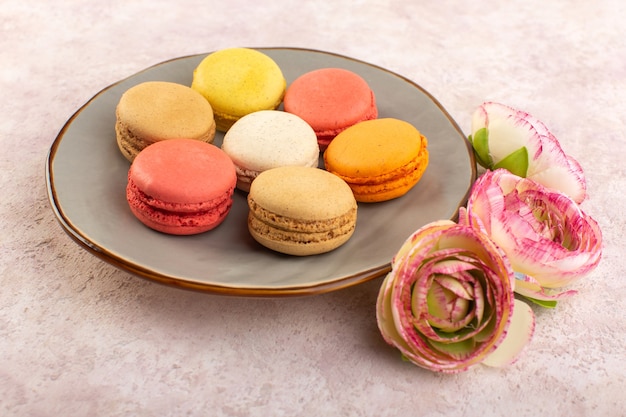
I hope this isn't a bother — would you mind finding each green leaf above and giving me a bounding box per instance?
[469,128,493,168]
[494,146,529,177]
[522,296,558,309]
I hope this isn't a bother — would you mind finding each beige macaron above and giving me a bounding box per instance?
[221,110,320,192]
[247,166,357,256]
[115,81,216,162]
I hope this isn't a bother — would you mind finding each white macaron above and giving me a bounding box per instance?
[221,110,320,192]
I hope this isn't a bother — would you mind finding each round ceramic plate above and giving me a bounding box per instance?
[46,48,476,296]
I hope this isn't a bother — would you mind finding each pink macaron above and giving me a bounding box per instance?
[126,138,237,235]
[283,68,378,150]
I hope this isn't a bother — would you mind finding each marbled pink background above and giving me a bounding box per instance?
[1,1,624,416]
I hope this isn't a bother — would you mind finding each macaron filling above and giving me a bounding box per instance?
[222,110,320,192]
[284,68,378,149]
[248,198,356,236]
[326,146,429,200]
[313,93,377,148]
[127,178,233,231]
[247,166,357,256]
[115,121,217,164]
[115,81,217,162]
[323,118,429,202]
[247,202,357,252]
[126,139,236,235]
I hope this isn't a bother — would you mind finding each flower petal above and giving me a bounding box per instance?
[529,161,587,204]
[376,273,405,345]
[514,273,578,300]
[483,117,534,164]
[465,169,603,293]
[376,221,524,373]
[482,299,535,367]
[470,102,587,202]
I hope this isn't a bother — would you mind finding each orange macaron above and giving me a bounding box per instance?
[323,118,429,203]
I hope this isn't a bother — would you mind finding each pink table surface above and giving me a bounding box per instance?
[1,1,624,416]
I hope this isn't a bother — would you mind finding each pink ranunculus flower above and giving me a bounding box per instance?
[376,220,535,373]
[469,101,587,203]
[460,169,603,302]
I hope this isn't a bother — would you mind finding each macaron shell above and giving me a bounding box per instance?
[248,216,356,256]
[191,48,287,131]
[249,166,355,220]
[323,118,429,202]
[343,155,428,202]
[127,139,236,235]
[127,189,232,235]
[115,81,216,161]
[222,110,320,191]
[130,139,236,204]
[247,166,357,256]
[284,68,378,147]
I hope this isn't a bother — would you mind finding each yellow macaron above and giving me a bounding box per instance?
[323,118,429,202]
[191,48,287,131]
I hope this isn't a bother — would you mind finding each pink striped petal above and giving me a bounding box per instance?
[376,221,532,373]
[465,169,603,296]
[483,299,535,367]
[470,102,587,203]
[514,273,578,300]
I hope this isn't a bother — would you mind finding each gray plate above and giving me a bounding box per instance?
[46,48,476,296]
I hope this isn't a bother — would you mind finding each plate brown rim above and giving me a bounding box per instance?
[45,47,477,297]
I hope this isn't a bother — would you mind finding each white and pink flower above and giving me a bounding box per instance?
[377,102,603,373]
[376,220,535,373]
[460,169,603,302]
[469,102,587,203]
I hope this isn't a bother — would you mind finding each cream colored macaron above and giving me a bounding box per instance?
[247,166,357,256]
[222,110,320,192]
[115,81,216,162]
